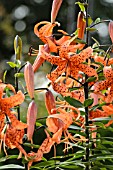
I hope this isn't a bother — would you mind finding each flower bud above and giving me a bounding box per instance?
[45,89,56,115]
[14,35,22,60]
[27,100,37,141]
[51,0,63,23]
[24,62,34,99]
[77,11,86,39]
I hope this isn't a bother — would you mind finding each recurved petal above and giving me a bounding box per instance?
[1,90,25,110]
[46,117,58,133]
[103,66,113,78]
[8,112,27,130]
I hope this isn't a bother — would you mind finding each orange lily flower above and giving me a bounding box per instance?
[0,81,27,158]
[40,45,97,82]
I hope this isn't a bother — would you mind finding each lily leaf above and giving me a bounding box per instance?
[64,96,83,108]
[86,27,97,32]
[14,73,24,78]
[86,76,97,83]
[75,2,85,12]
[84,98,94,107]
[0,164,25,169]
[94,17,101,24]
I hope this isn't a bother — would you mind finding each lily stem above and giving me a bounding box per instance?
[84,0,90,169]
[15,66,20,121]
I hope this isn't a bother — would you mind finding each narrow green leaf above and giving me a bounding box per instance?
[64,142,85,149]
[7,60,21,68]
[73,38,86,44]
[93,122,105,128]
[3,70,7,83]
[0,157,7,163]
[92,117,113,121]
[86,27,97,32]
[69,86,81,91]
[5,87,12,97]
[14,73,24,78]
[15,59,21,68]
[102,140,113,145]
[31,160,59,168]
[92,37,100,46]
[75,2,85,12]
[84,98,94,107]
[88,16,93,26]
[94,17,101,24]
[23,142,40,148]
[69,125,83,130]
[90,104,100,111]
[36,122,43,126]
[0,164,25,169]
[7,62,17,68]
[86,77,96,83]
[60,165,82,169]
[73,28,79,37]
[64,96,83,108]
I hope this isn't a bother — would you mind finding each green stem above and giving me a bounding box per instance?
[84,0,90,169]
[24,87,49,95]
[15,67,20,120]
[90,19,111,28]
[15,63,28,120]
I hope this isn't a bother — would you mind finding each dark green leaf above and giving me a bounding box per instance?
[84,98,94,107]
[64,96,83,108]
[93,61,104,68]
[73,38,86,44]
[93,122,105,128]
[86,77,97,83]
[69,86,81,91]
[31,160,59,168]
[90,104,100,111]
[23,142,40,148]
[60,164,83,169]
